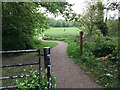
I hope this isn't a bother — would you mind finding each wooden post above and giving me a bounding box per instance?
[80,31,83,56]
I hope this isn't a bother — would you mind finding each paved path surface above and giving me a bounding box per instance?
[47,41,102,88]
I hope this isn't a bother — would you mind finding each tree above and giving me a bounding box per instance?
[106,19,118,35]
[73,0,108,36]
[2,2,72,50]
[74,1,97,35]
[47,18,75,27]
[95,1,108,36]
[103,0,119,20]
[103,0,119,36]
[2,2,45,50]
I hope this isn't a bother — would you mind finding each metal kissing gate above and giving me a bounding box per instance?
[0,47,51,89]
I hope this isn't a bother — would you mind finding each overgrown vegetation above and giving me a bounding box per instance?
[67,32,119,88]
[43,27,119,88]
[2,2,72,50]
[62,1,119,87]
[16,69,56,89]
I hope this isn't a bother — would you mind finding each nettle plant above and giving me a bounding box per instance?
[16,69,56,89]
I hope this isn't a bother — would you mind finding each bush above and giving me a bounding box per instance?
[44,37,66,41]
[16,70,56,89]
[92,40,116,57]
[66,29,119,88]
[67,39,80,59]
[83,30,118,61]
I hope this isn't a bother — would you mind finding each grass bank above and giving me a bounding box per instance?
[33,39,57,50]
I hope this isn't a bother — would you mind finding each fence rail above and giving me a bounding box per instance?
[0,49,38,54]
[1,74,31,80]
[0,47,52,90]
[0,62,39,68]
[0,85,17,89]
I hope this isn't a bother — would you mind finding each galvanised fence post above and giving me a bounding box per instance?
[44,47,51,90]
[44,47,50,69]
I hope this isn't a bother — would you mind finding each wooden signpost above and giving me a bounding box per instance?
[80,31,83,56]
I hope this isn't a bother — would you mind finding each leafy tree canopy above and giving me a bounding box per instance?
[2,2,73,50]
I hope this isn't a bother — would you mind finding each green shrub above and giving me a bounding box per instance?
[66,31,119,88]
[67,39,80,59]
[16,70,56,89]
[83,30,118,61]
[92,41,116,57]
[44,37,66,41]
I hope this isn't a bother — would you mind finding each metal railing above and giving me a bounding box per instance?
[0,47,52,89]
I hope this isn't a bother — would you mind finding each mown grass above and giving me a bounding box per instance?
[44,27,79,38]
[33,40,57,51]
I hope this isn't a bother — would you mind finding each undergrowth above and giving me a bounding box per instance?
[16,68,56,89]
[66,31,119,88]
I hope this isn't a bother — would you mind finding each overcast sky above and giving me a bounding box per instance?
[66,0,86,14]
[45,0,119,20]
[47,0,86,19]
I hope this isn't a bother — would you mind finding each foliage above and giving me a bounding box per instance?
[16,70,56,89]
[2,2,47,50]
[48,18,78,27]
[67,34,119,88]
[95,1,108,36]
[75,2,97,35]
[72,1,108,36]
[44,37,66,42]
[85,30,118,62]
[2,2,72,50]
[106,19,118,36]
[67,39,80,59]
[39,2,73,16]
[103,1,119,20]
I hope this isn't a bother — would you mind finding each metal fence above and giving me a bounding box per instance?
[0,47,51,89]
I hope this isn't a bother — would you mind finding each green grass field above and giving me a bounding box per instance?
[43,27,79,38]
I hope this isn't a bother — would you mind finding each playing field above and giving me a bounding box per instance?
[43,27,80,38]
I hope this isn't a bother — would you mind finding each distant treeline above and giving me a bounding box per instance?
[48,18,79,27]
